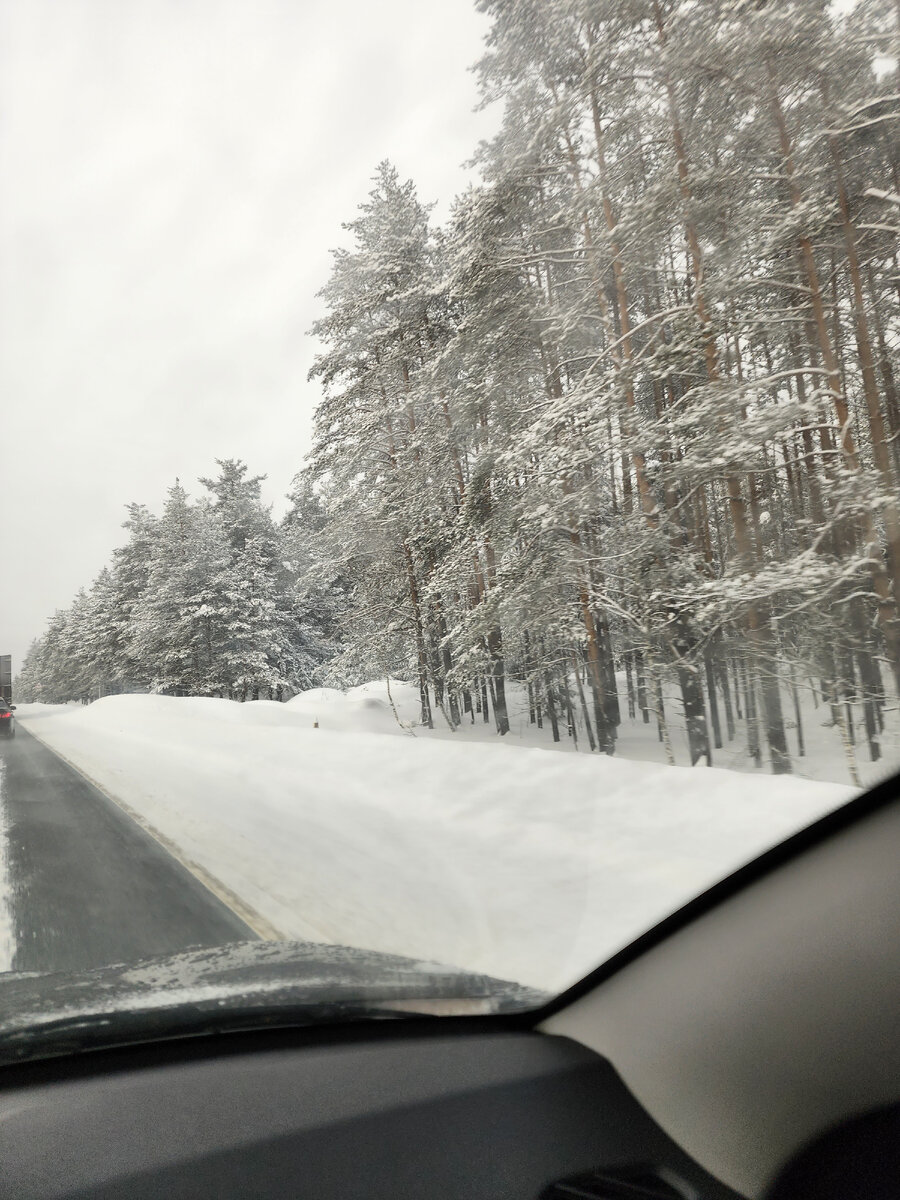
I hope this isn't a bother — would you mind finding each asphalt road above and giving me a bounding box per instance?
[0,726,257,975]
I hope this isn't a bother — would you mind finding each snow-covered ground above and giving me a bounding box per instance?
[334,673,899,792]
[12,684,856,991]
[0,757,14,973]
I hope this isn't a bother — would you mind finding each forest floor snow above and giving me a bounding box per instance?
[12,686,857,990]
[314,674,899,792]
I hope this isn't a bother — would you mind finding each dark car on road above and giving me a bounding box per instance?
[0,701,16,736]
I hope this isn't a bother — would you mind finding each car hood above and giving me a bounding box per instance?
[0,940,546,1064]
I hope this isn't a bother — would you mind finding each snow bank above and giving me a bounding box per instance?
[15,694,854,990]
[0,756,13,972]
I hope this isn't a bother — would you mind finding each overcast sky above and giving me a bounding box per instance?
[0,0,499,670]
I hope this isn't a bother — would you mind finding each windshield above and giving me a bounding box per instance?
[1,0,898,1051]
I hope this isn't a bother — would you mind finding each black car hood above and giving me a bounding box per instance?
[0,940,546,1065]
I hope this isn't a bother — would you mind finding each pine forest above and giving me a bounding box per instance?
[16,0,900,781]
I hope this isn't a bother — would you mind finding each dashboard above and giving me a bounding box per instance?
[0,1024,741,1199]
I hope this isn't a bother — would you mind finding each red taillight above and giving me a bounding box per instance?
[0,713,10,719]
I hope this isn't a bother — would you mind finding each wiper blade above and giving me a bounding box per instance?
[0,998,479,1066]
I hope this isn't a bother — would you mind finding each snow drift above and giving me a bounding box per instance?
[14,689,854,990]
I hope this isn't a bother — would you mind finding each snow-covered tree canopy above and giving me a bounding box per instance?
[17,462,336,702]
[18,0,900,781]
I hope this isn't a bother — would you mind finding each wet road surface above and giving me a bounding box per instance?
[0,726,257,974]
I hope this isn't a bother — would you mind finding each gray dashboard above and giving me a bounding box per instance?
[0,1027,741,1199]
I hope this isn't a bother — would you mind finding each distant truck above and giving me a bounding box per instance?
[0,655,12,705]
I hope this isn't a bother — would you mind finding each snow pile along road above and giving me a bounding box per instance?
[16,690,854,990]
[0,756,14,972]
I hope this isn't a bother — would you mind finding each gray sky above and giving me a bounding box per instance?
[0,0,499,671]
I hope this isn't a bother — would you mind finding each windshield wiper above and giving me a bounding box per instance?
[0,941,546,1066]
